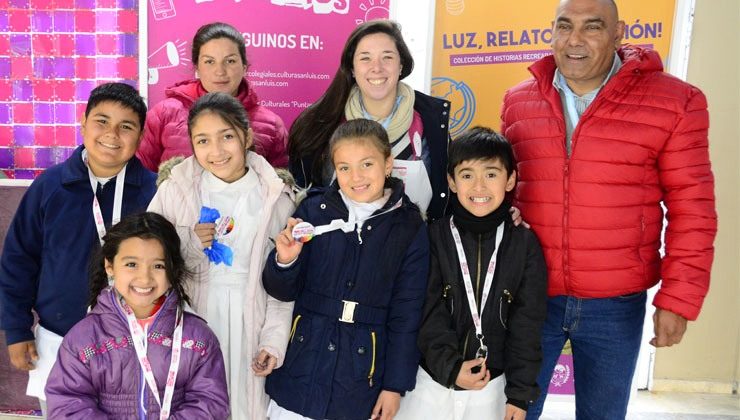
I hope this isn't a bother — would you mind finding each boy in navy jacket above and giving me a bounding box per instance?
[0,83,157,412]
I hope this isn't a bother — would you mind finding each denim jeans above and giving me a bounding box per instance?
[526,293,647,420]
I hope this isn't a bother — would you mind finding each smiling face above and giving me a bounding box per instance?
[106,237,171,319]
[352,33,402,114]
[552,0,624,95]
[333,137,392,203]
[448,158,516,217]
[81,100,142,178]
[196,37,246,96]
[191,111,252,183]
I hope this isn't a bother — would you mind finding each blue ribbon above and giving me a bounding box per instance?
[199,206,233,266]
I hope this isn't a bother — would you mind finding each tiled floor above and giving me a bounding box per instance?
[542,391,740,419]
[1,391,738,419]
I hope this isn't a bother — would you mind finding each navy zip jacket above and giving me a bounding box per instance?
[0,146,156,345]
[263,178,429,420]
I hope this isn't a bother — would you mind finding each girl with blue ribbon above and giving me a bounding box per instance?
[148,92,296,419]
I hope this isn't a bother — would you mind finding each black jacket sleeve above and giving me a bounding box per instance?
[417,229,463,388]
[503,228,548,404]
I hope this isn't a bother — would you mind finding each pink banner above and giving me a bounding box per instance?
[147,0,391,127]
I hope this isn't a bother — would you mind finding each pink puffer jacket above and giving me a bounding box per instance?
[137,78,289,171]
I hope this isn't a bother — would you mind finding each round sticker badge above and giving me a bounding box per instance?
[215,216,235,238]
[292,222,316,243]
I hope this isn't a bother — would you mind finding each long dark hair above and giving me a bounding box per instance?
[89,212,191,309]
[288,20,413,186]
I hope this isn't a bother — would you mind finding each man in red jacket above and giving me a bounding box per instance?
[501,0,717,418]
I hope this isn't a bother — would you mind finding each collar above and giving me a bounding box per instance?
[450,194,512,235]
[552,52,622,97]
[345,82,416,142]
[339,188,391,223]
[60,146,146,187]
[167,77,257,108]
[194,77,258,108]
[174,151,287,197]
[202,164,259,194]
[325,176,408,216]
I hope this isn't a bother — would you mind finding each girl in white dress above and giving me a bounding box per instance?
[148,92,295,419]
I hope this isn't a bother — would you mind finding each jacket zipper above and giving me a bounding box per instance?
[289,314,302,342]
[562,87,602,294]
[141,297,168,418]
[139,324,148,420]
[462,330,470,361]
[443,285,453,315]
[475,234,482,307]
[368,330,377,387]
[109,293,146,419]
[563,162,571,295]
[462,235,483,360]
[113,292,170,419]
[499,289,513,329]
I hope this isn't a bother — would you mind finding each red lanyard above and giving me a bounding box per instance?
[449,218,504,358]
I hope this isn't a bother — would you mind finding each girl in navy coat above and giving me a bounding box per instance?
[263,119,430,420]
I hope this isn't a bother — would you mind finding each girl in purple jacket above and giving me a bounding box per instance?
[45,212,229,419]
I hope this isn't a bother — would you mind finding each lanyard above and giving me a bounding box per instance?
[390,131,422,161]
[120,294,183,419]
[449,217,504,359]
[83,152,126,246]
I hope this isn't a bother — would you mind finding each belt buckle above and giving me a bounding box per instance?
[339,300,357,323]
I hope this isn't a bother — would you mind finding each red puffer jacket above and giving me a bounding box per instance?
[501,46,716,320]
[137,78,289,171]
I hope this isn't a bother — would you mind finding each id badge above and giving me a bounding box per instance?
[476,344,488,360]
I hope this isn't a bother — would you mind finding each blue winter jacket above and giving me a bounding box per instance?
[0,146,157,345]
[263,178,430,420]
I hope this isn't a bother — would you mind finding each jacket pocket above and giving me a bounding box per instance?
[283,314,310,373]
[612,291,646,301]
[443,284,454,315]
[498,289,514,329]
[352,328,382,387]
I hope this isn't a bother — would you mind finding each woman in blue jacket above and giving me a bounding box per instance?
[263,119,429,420]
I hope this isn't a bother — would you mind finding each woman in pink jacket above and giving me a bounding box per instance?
[148,92,295,419]
[137,22,289,172]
